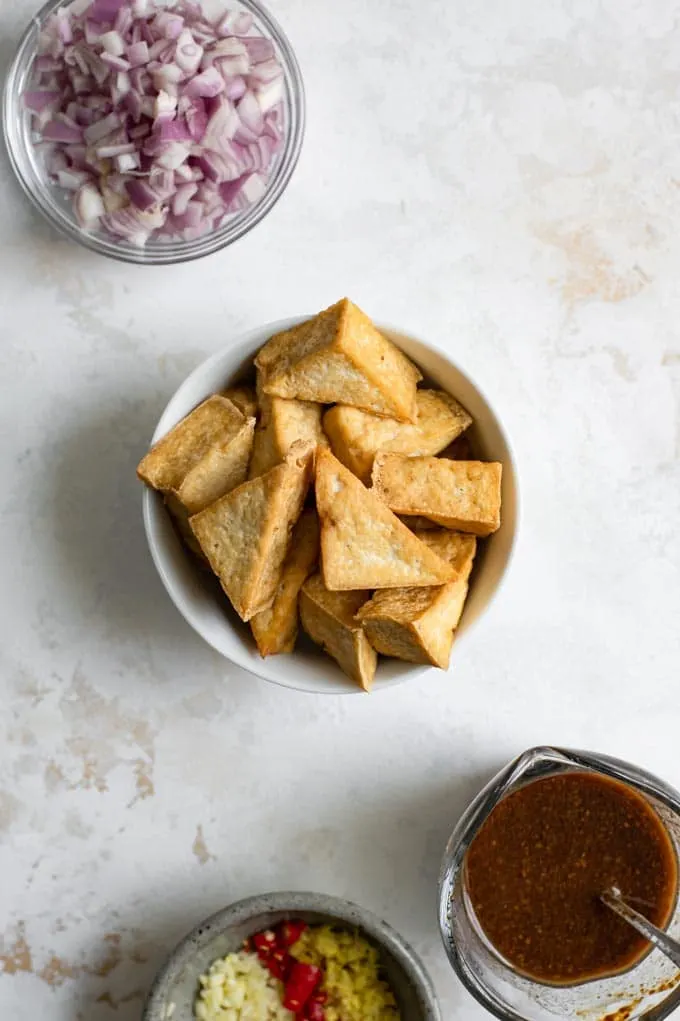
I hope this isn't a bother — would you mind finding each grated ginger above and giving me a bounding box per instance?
[291,925,401,1021]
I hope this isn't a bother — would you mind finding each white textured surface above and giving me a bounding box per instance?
[1,1,680,1018]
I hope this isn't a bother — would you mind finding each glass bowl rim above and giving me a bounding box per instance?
[2,0,306,265]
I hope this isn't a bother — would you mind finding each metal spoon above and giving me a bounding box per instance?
[601,887,680,969]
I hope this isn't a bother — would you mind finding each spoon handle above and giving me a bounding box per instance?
[601,889,680,970]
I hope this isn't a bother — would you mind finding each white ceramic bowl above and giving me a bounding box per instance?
[142,317,518,694]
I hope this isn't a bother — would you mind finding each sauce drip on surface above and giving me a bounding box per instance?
[465,771,678,986]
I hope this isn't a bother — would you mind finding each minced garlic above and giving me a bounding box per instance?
[194,950,294,1021]
[291,926,401,1021]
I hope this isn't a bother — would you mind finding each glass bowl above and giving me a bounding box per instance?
[439,747,680,1021]
[2,0,305,265]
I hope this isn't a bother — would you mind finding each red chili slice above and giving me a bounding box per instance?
[262,951,291,982]
[283,962,322,1012]
[278,920,308,947]
[304,1001,325,1021]
[253,930,277,958]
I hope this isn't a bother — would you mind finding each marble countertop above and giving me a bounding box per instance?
[1,0,680,1018]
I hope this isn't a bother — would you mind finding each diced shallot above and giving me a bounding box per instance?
[23,0,287,246]
[126,40,149,66]
[175,28,203,74]
[171,181,198,215]
[74,180,105,224]
[23,89,61,113]
[57,167,91,189]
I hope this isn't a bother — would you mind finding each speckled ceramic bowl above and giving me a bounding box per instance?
[143,891,441,1021]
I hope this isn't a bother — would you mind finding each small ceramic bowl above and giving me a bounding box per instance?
[142,316,519,693]
[142,891,441,1021]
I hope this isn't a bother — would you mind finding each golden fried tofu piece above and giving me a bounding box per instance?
[299,573,376,690]
[190,442,313,621]
[323,390,472,483]
[357,531,477,669]
[372,454,502,536]
[315,449,456,590]
[137,395,246,492]
[164,489,207,562]
[176,417,255,514]
[255,299,422,422]
[250,509,320,656]
[221,385,258,419]
[249,396,328,480]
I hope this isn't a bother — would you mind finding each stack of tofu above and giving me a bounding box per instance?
[138,299,502,691]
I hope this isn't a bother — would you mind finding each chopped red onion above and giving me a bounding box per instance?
[42,118,84,142]
[183,65,224,98]
[223,75,246,101]
[155,140,192,169]
[185,97,207,141]
[23,89,61,113]
[254,78,283,113]
[153,11,184,39]
[128,121,149,139]
[149,167,176,197]
[24,0,287,246]
[115,150,140,171]
[57,11,74,44]
[75,180,106,224]
[100,51,130,71]
[126,40,149,66]
[57,167,91,189]
[236,89,262,133]
[96,140,135,157]
[175,28,203,74]
[173,198,203,227]
[114,5,132,35]
[171,180,198,214]
[83,110,121,142]
[240,36,274,64]
[248,57,282,85]
[99,29,125,54]
[158,119,192,141]
[124,178,156,209]
[89,0,126,25]
[202,96,238,151]
[175,162,203,182]
[216,10,252,36]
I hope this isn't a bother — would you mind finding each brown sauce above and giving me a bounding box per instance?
[465,772,678,985]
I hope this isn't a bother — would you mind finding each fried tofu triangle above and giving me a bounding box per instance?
[255,299,422,422]
[372,454,502,536]
[221,385,258,419]
[249,395,328,479]
[190,441,313,622]
[299,574,376,690]
[357,531,477,669]
[323,390,472,483]
[137,394,247,492]
[315,448,456,591]
[250,509,320,656]
[176,416,255,514]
